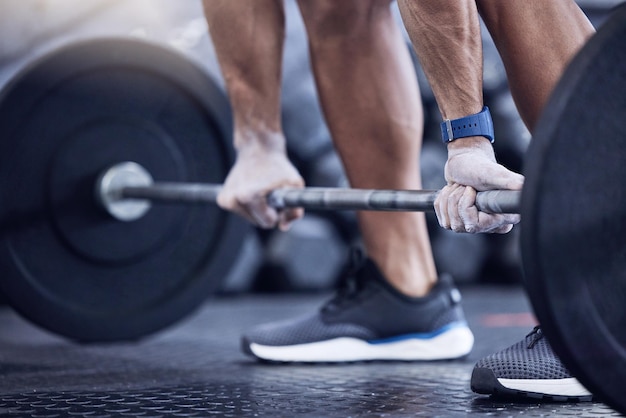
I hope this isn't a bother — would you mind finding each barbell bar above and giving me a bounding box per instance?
[97,161,522,222]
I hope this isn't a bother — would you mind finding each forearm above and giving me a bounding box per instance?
[399,1,524,234]
[203,0,285,151]
[398,0,487,151]
[476,0,594,130]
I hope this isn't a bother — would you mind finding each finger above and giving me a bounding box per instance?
[241,196,279,229]
[458,187,479,233]
[491,224,514,234]
[216,190,235,211]
[219,188,262,226]
[488,213,520,234]
[278,207,304,231]
[501,213,521,225]
[448,185,467,233]
[476,164,525,191]
[475,213,520,234]
[249,208,279,229]
[217,191,259,225]
[434,186,453,229]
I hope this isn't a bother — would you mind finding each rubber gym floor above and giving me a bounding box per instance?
[0,285,620,417]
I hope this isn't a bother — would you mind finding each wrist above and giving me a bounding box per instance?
[446,135,495,158]
[440,106,494,144]
[234,128,286,155]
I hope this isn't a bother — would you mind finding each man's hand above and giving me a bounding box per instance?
[217,138,304,231]
[434,139,524,234]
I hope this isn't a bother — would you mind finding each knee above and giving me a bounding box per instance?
[297,0,392,40]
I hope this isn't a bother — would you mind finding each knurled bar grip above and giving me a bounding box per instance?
[122,184,521,214]
[270,188,520,214]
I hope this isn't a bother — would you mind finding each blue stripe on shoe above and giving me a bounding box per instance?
[367,322,468,345]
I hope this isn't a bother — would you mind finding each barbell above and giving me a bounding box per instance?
[96,160,522,221]
[0,2,624,414]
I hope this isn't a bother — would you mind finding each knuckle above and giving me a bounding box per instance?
[452,224,466,233]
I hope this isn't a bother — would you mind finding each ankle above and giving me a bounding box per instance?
[371,255,437,298]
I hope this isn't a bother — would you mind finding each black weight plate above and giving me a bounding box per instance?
[522,5,626,413]
[0,38,248,342]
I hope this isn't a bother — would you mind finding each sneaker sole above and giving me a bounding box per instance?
[471,367,593,402]
[243,325,474,363]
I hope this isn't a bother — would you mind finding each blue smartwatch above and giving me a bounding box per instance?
[440,106,494,144]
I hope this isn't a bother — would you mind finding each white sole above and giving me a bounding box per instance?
[248,325,474,362]
[497,377,592,397]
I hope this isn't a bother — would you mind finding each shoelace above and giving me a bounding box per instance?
[321,248,368,313]
[527,325,544,349]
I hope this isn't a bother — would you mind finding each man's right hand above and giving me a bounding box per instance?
[217,135,305,231]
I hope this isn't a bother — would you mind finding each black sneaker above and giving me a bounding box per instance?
[471,326,592,401]
[241,255,474,362]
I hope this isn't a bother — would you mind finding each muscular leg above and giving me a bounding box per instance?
[477,0,595,130]
[296,0,437,297]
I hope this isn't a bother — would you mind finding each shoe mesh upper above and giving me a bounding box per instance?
[245,313,376,346]
[243,256,469,349]
[475,328,573,380]
[432,306,464,331]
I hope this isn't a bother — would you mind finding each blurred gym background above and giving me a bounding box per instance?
[0,0,618,294]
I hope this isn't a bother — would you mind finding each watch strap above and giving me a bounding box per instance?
[440,106,494,144]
